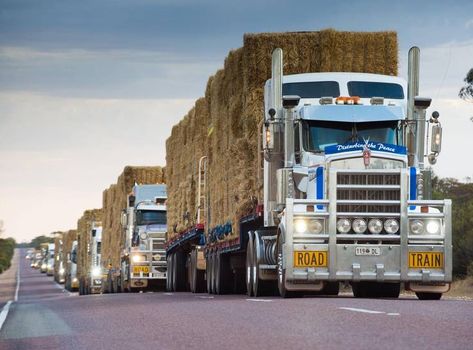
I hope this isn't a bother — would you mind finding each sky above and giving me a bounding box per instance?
[1,0,472,242]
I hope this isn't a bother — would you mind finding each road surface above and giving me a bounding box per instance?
[1,249,472,350]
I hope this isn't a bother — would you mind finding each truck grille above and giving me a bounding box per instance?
[152,240,165,251]
[337,173,400,213]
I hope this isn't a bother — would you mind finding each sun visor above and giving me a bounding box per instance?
[298,105,405,122]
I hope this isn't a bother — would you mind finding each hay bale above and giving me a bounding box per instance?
[101,166,165,270]
[166,30,398,242]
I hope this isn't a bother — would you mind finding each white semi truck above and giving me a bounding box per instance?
[79,223,103,294]
[119,184,167,291]
[167,47,451,300]
[66,240,79,291]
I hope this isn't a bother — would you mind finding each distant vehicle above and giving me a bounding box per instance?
[66,240,79,291]
[46,243,55,276]
[79,223,103,295]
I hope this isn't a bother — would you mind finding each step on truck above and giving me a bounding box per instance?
[166,47,451,300]
[119,184,167,292]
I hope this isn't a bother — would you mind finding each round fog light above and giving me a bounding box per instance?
[384,219,399,234]
[337,219,351,234]
[139,232,148,241]
[308,220,323,234]
[368,219,383,234]
[410,219,424,235]
[352,219,367,234]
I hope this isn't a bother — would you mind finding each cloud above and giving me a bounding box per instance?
[466,18,473,29]
[399,39,473,99]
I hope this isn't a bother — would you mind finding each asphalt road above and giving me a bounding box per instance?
[1,249,473,350]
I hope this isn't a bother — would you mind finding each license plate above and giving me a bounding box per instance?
[293,251,328,267]
[355,246,381,256]
[133,266,150,274]
[409,252,443,268]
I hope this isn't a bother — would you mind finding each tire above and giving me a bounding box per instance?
[190,250,206,293]
[252,238,277,297]
[166,254,172,292]
[206,252,213,294]
[211,252,218,294]
[277,234,301,298]
[416,292,442,300]
[246,237,254,297]
[172,251,187,292]
[215,253,232,295]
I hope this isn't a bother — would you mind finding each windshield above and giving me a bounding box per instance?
[283,81,340,98]
[136,210,167,225]
[303,120,402,152]
[348,81,404,99]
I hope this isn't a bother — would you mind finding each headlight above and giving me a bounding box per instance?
[410,219,424,235]
[337,218,351,233]
[139,232,148,241]
[384,219,399,234]
[294,219,307,234]
[308,220,323,234]
[59,268,65,275]
[92,266,101,277]
[72,277,78,283]
[368,219,383,234]
[352,219,367,234]
[426,220,441,235]
[132,254,146,263]
[294,219,324,234]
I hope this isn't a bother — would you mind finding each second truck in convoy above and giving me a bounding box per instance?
[119,184,168,291]
[166,46,452,300]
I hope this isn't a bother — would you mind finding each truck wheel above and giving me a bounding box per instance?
[166,254,173,292]
[245,237,254,297]
[277,235,301,298]
[211,251,218,294]
[172,251,187,292]
[206,252,212,294]
[215,253,231,295]
[252,239,277,297]
[190,249,206,293]
[79,280,84,295]
[416,292,442,300]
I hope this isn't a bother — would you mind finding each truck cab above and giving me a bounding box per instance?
[89,224,103,293]
[67,240,79,291]
[260,48,450,299]
[120,184,167,291]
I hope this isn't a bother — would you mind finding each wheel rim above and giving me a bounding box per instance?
[246,239,253,296]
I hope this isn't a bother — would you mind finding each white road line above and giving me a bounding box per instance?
[387,313,400,316]
[14,267,20,302]
[164,292,174,296]
[198,296,214,299]
[0,301,13,331]
[246,299,273,303]
[339,307,385,314]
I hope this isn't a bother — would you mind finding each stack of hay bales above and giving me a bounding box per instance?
[166,30,398,242]
[101,166,165,271]
[77,209,103,283]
